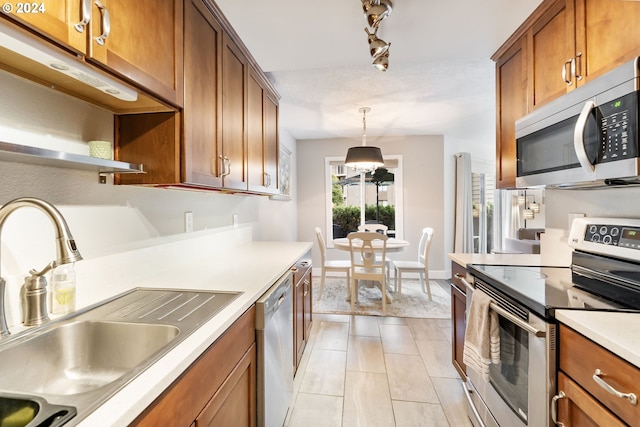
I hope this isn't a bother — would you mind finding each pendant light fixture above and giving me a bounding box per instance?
[344,107,384,171]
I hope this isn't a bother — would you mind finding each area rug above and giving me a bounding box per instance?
[313,277,452,318]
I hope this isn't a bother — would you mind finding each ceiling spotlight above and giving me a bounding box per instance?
[365,28,390,59]
[372,52,389,71]
[363,0,393,28]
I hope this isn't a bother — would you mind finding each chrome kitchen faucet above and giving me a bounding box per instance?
[0,198,82,337]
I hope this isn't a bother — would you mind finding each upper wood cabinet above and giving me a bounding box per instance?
[220,32,249,192]
[495,36,527,189]
[86,0,184,107]
[1,0,87,53]
[248,69,279,194]
[115,0,279,195]
[1,0,184,108]
[528,0,640,109]
[528,0,575,110]
[182,0,223,188]
[492,0,640,189]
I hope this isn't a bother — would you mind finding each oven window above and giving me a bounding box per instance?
[489,316,530,423]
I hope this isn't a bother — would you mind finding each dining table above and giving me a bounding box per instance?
[331,237,410,252]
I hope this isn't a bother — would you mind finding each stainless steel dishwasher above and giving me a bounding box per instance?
[256,271,294,427]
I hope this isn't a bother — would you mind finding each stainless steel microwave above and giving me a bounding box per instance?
[515,57,640,188]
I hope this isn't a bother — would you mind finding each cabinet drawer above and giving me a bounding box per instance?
[559,325,640,426]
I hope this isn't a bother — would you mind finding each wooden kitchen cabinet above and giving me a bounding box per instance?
[528,0,640,108]
[293,251,312,372]
[115,0,279,195]
[220,31,249,191]
[450,261,467,378]
[494,35,527,189]
[1,0,184,107]
[247,69,279,194]
[132,306,257,427]
[556,324,640,427]
[0,0,86,53]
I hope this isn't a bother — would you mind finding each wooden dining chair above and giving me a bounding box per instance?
[315,227,351,300]
[347,231,388,313]
[393,227,434,301]
[357,223,392,281]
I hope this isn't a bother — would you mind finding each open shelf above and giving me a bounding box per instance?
[0,141,144,183]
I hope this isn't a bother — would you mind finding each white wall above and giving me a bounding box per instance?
[296,135,448,278]
[546,187,640,233]
[0,70,298,277]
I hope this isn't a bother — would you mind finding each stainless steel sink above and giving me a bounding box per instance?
[0,321,179,395]
[0,288,241,426]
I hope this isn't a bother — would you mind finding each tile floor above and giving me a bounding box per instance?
[285,281,473,427]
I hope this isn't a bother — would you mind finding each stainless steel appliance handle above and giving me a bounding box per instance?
[456,274,473,293]
[551,391,565,426]
[462,382,486,427]
[459,274,546,338]
[573,100,596,173]
[593,369,638,405]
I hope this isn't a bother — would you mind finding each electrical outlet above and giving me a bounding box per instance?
[185,211,193,232]
[233,214,238,228]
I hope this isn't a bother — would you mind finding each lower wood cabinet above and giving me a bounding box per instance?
[293,251,312,372]
[556,324,639,427]
[450,261,467,378]
[131,306,256,427]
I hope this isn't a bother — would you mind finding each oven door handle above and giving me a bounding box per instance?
[489,302,546,337]
[462,381,487,427]
[459,275,546,338]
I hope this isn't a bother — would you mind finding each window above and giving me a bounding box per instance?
[324,156,403,246]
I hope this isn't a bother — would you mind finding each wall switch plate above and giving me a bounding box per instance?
[233,214,238,228]
[185,211,193,232]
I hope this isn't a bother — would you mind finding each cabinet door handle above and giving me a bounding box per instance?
[94,0,111,46]
[223,156,231,176]
[264,172,270,188]
[561,58,574,85]
[303,279,310,296]
[551,391,565,426]
[74,0,92,32]
[593,369,638,405]
[575,52,583,81]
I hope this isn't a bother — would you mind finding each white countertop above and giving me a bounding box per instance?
[70,239,312,426]
[448,252,542,268]
[556,310,640,369]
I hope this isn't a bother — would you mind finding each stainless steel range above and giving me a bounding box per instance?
[461,217,640,427]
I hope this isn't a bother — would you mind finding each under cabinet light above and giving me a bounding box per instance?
[0,20,138,102]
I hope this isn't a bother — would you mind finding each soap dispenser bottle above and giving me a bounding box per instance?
[50,264,76,315]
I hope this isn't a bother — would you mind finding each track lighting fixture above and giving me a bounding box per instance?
[361,0,393,71]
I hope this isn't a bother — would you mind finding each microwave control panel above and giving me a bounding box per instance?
[599,91,637,162]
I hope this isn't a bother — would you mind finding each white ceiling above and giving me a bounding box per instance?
[214,0,542,144]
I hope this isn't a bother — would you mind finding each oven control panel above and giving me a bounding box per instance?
[584,223,640,248]
[569,217,640,261]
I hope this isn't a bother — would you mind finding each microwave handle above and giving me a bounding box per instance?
[574,100,597,173]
